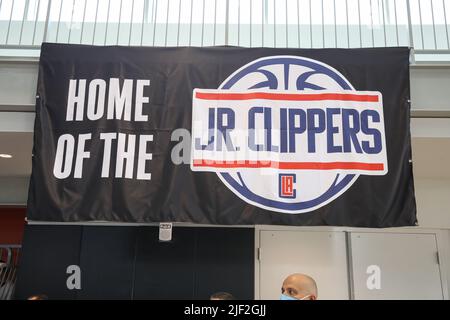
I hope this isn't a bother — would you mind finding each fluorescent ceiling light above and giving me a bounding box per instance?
[0,154,13,158]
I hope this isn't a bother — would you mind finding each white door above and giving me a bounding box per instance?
[350,232,443,299]
[258,230,349,300]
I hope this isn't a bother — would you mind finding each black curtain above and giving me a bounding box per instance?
[14,225,254,300]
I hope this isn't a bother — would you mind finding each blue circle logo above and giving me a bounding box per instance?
[216,56,359,213]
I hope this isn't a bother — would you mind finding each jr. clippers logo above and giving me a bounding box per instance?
[191,56,387,214]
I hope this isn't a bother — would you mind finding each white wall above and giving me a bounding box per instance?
[0,177,30,205]
[411,66,450,110]
[255,227,450,300]
[411,137,450,229]
[415,179,450,229]
[0,60,37,109]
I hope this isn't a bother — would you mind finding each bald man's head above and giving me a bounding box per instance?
[281,273,318,300]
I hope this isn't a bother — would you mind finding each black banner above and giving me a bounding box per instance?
[27,43,416,227]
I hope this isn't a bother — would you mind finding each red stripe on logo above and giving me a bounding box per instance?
[193,160,384,171]
[195,91,379,102]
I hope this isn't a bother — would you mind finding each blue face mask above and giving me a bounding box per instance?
[280,294,298,300]
[280,294,311,300]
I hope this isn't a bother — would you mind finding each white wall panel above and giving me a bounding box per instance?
[350,232,443,299]
[257,230,349,300]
